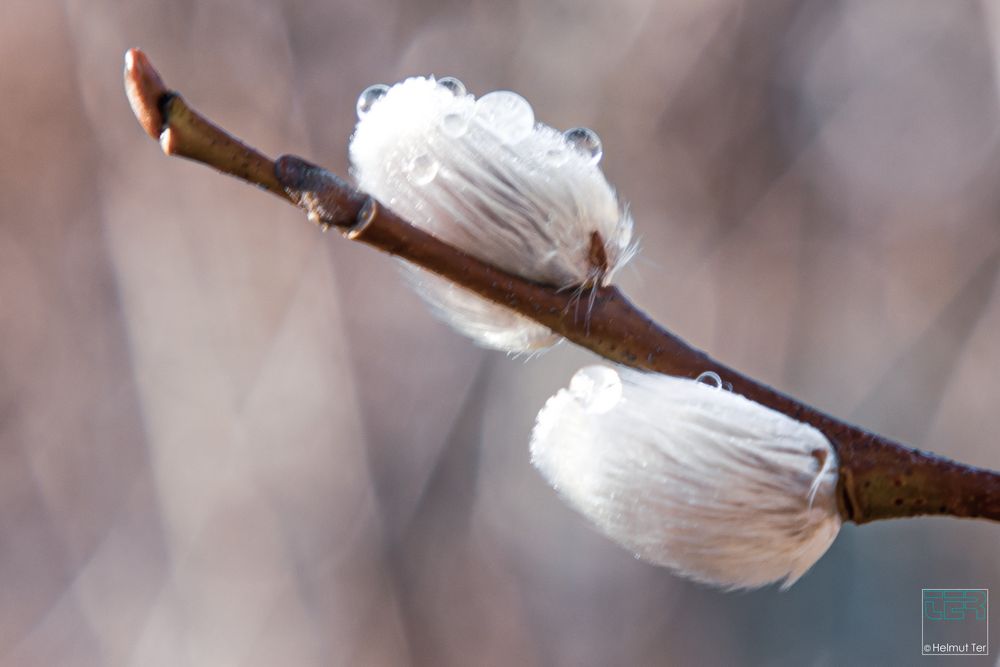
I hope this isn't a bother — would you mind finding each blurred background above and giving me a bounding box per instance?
[3,0,1000,664]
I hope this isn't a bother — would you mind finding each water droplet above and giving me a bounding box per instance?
[569,366,623,414]
[474,91,534,144]
[695,371,723,389]
[406,153,439,185]
[563,127,603,165]
[441,110,471,138]
[438,76,466,97]
[546,145,569,166]
[356,84,389,119]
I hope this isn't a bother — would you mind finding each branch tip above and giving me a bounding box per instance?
[124,48,168,139]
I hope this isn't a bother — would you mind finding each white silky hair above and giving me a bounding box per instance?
[530,366,842,590]
[349,77,635,353]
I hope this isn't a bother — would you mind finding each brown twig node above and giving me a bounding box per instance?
[123,48,1000,526]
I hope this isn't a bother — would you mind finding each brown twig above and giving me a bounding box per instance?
[123,48,1000,525]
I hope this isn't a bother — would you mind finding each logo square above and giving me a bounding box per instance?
[922,589,989,656]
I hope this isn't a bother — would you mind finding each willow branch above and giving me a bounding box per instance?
[123,48,1000,526]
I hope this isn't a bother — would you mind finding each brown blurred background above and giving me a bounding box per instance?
[2,0,1000,665]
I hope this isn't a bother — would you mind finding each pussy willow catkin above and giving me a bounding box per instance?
[531,366,841,589]
[349,77,635,353]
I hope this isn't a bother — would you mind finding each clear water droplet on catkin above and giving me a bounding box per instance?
[695,371,723,389]
[357,84,389,118]
[474,91,535,144]
[438,76,467,97]
[441,110,471,137]
[564,127,603,165]
[407,153,440,185]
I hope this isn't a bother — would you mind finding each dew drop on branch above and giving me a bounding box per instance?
[564,127,603,165]
[356,84,389,119]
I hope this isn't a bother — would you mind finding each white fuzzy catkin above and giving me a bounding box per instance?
[349,77,635,353]
[530,366,841,590]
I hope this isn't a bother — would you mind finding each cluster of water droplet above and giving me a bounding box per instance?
[695,371,733,392]
[356,79,608,192]
[438,77,472,138]
[355,77,605,173]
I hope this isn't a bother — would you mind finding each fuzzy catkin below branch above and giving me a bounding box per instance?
[123,48,1000,526]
